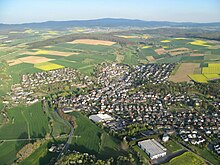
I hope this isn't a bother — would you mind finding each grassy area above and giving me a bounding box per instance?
[20,141,59,165]
[22,103,50,138]
[123,50,139,65]
[166,152,205,165]
[47,108,70,137]
[162,140,183,153]
[189,145,220,165]
[0,106,28,140]
[133,145,150,160]
[70,112,125,158]
[6,63,41,84]
[98,132,124,159]
[20,142,49,165]
[0,102,49,140]
[0,140,28,165]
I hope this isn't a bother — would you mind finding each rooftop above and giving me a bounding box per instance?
[138,139,167,157]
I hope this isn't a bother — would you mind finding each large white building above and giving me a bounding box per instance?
[138,139,167,159]
[89,113,113,123]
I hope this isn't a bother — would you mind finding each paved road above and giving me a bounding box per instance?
[55,110,74,160]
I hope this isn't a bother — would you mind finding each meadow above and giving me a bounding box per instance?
[0,103,50,164]
[162,140,183,153]
[166,152,205,165]
[70,112,125,158]
[0,102,49,140]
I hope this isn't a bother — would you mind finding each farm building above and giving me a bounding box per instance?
[138,139,167,159]
[89,113,113,122]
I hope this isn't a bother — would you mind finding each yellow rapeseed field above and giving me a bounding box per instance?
[34,62,64,71]
[142,46,151,49]
[160,40,171,43]
[189,40,210,47]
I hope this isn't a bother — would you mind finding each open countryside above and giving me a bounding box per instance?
[0,0,220,165]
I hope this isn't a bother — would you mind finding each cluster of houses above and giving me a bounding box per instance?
[214,144,220,155]
[130,64,175,85]
[21,68,78,88]
[56,63,219,149]
[49,143,65,153]
[9,68,81,104]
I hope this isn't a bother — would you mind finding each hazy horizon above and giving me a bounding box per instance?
[0,0,220,24]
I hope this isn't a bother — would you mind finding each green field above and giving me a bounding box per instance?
[20,140,60,165]
[162,140,183,153]
[70,112,125,158]
[0,103,49,140]
[0,140,28,165]
[47,43,116,53]
[0,103,50,164]
[166,152,205,165]
[6,63,41,84]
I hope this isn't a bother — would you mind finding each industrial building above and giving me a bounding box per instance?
[138,139,167,159]
[89,113,113,122]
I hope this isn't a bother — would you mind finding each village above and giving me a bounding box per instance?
[51,63,219,161]
[7,63,220,162]
[8,67,92,105]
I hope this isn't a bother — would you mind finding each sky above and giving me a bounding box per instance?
[0,0,220,24]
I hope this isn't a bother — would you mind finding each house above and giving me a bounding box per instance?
[162,133,169,142]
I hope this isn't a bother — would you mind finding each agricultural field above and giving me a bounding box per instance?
[189,40,211,47]
[188,63,220,83]
[23,49,78,56]
[68,39,116,46]
[0,140,27,165]
[169,63,200,82]
[166,152,205,165]
[0,103,50,164]
[34,62,64,71]
[70,112,125,158]
[0,103,49,140]
[188,74,208,83]
[0,26,220,165]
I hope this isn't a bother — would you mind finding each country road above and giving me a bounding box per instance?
[54,109,74,160]
[0,136,68,142]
